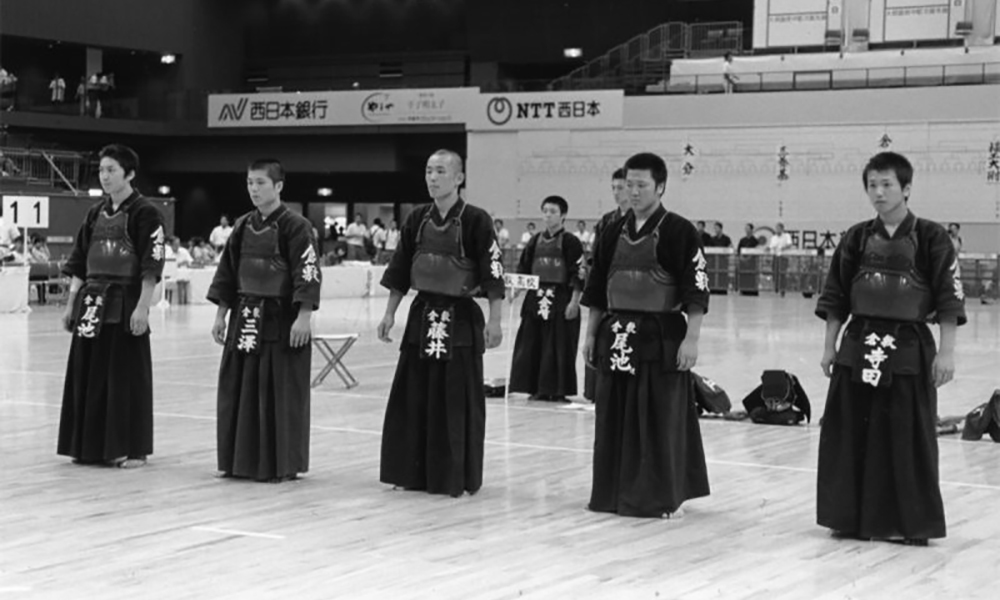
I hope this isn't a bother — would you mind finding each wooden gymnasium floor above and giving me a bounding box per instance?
[2,293,999,600]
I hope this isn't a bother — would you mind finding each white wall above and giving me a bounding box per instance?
[467,86,1000,252]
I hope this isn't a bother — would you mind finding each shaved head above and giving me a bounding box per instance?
[430,149,464,175]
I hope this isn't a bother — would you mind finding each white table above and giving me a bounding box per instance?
[167,265,391,305]
[0,266,30,313]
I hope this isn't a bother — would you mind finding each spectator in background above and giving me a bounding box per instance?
[49,72,66,103]
[768,222,794,253]
[494,218,510,249]
[371,218,387,264]
[0,216,20,259]
[28,235,51,263]
[947,222,963,254]
[519,222,536,248]
[710,222,732,248]
[737,223,760,254]
[75,76,88,116]
[166,236,193,267]
[382,219,400,265]
[209,215,233,251]
[0,150,20,177]
[344,213,368,261]
[574,219,593,251]
[696,220,713,247]
[0,66,16,111]
[723,52,739,95]
[189,236,217,265]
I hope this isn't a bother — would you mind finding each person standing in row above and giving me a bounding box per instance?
[583,151,711,518]
[377,149,505,497]
[208,158,321,483]
[509,195,584,402]
[816,151,965,545]
[583,167,630,401]
[58,144,165,469]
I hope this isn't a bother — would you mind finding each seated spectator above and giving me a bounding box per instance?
[709,222,732,248]
[28,235,51,263]
[166,236,193,267]
[189,236,217,265]
[0,217,19,259]
[737,223,760,253]
[0,150,20,177]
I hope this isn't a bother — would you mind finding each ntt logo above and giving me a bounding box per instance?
[486,97,513,125]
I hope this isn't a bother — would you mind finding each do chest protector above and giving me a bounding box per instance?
[850,231,932,322]
[531,232,568,285]
[86,210,140,282]
[607,214,680,313]
[410,205,478,297]
[238,222,291,298]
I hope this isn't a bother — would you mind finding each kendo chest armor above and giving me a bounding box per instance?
[238,222,292,298]
[531,232,567,285]
[85,210,140,282]
[410,205,477,297]
[607,214,680,313]
[850,230,932,322]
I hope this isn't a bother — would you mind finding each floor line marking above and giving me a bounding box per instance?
[190,526,285,540]
[6,404,999,491]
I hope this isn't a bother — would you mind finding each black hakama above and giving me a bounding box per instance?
[379,200,505,496]
[380,296,487,496]
[509,229,584,398]
[582,206,711,517]
[815,212,965,540]
[208,204,321,481]
[57,193,164,463]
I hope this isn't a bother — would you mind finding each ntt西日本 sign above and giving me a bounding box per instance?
[468,91,624,131]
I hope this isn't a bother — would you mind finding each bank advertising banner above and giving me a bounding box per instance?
[208,88,624,131]
[207,88,480,128]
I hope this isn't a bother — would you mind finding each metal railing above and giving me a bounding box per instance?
[666,61,1000,94]
[551,21,734,91]
[0,146,86,192]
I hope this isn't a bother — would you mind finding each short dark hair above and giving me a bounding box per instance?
[623,152,668,188]
[99,144,140,177]
[863,151,913,189]
[248,158,285,183]
[714,222,723,230]
[611,167,625,181]
[541,196,568,215]
[949,222,960,230]
[697,220,706,227]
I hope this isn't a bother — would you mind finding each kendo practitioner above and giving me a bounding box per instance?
[816,151,965,545]
[58,144,165,468]
[583,168,629,401]
[377,149,505,497]
[208,159,321,483]
[582,152,711,518]
[509,195,584,401]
